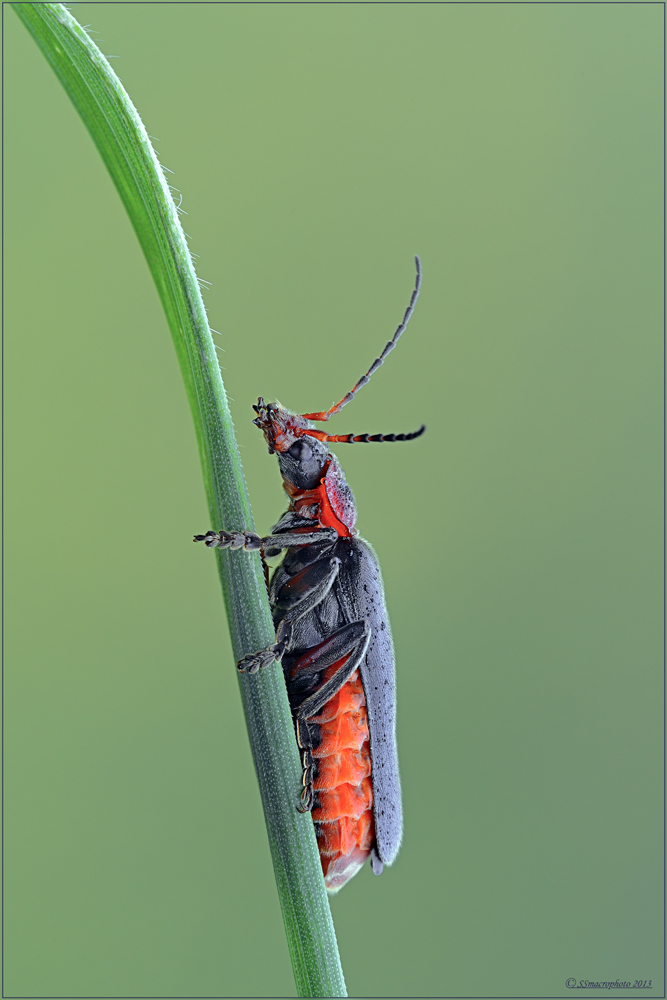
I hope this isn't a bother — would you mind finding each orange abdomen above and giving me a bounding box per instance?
[307,663,375,892]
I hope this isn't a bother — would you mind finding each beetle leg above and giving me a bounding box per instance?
[193,529,262,549]
[236,619,293,675]
[294,625,370,721]
[273,556,342,613]
[236,558,341,674]
[294,720,316,811]
[284,621,368,681]
[289,623,371,811]
[193,528,336,550]
[259,529,338,550]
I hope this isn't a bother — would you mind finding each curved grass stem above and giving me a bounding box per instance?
[11,4,347,996]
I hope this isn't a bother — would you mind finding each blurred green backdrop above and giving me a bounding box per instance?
[4,3,663,998]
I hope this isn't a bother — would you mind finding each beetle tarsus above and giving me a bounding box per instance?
[236,642,281,673]
[295,719,316,811]
[193,529,262,550]
[297,748,315,812]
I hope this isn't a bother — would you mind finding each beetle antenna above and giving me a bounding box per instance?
[299,424,426,444]
[302,255,422,422]
[323,425,426,444]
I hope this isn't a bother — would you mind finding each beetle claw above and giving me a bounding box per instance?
[298,787,313,813]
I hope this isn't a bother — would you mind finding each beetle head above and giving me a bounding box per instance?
[253,398,331,490]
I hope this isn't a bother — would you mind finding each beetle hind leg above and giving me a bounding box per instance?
[288,622,371,811]
[295,718,316,813]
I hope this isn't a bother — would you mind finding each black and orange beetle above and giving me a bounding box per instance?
[195,258,424,891]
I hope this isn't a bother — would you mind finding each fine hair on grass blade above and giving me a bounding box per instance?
[11,3,347,996]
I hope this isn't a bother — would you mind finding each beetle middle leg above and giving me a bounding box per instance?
[236,556,342,673]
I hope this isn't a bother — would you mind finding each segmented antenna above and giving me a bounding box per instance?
[302,255,422,422]
[315,425,426,444]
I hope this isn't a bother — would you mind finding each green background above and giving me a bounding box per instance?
[4,3,663,997]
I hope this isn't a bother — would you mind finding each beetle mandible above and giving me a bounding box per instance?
[195,257,424,891]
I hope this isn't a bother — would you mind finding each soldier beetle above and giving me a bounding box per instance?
[196,257,424,891]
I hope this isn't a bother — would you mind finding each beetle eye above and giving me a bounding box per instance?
[287,439,313,462]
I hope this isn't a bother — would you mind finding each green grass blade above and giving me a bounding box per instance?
[11,4,347,996]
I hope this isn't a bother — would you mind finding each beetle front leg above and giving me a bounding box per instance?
[193,528,336,550]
